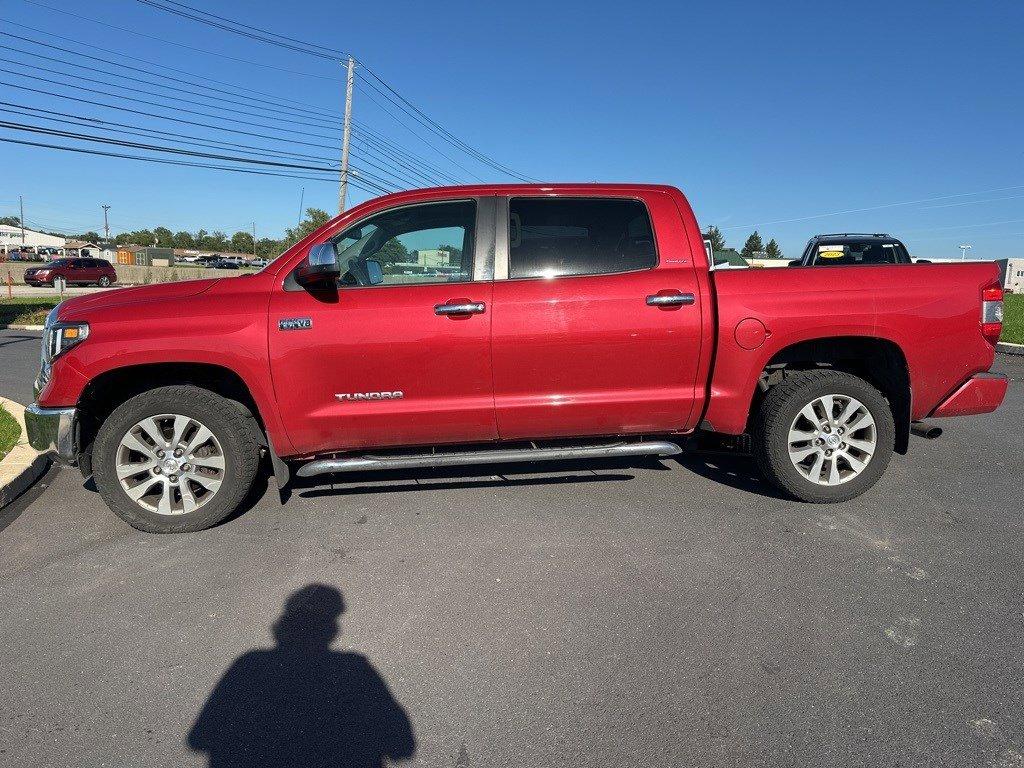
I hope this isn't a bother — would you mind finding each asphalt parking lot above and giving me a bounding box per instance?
[1,328,1022,767]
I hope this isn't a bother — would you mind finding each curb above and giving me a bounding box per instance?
[0,396,50,508]
[997,342,1024,356]
[0,324,44,331]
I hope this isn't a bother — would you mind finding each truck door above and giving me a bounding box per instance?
[490,193,704,440]
[268,198,498,455]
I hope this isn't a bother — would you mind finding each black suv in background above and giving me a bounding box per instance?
[791,233,917,267]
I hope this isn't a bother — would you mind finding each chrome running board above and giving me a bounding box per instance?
[295,440,682,478]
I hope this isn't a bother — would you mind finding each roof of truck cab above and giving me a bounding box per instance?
[365,183,684,197]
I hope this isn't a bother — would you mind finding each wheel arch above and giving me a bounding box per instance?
[751,336,911,454]
[76,362,278,475]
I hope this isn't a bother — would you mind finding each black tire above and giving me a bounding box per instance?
[93,386,261,533]
[98,276,111,287]
[752,370,895,503]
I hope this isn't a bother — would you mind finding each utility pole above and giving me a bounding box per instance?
[338,55,355,214]
[251,222,257,260]
[101,204,111,242]
[959,243,972,260]
[19,195,25,244]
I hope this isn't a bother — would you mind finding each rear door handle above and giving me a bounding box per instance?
[646,293,695,307]
[435,301,486,316]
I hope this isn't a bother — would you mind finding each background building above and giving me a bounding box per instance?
[0,224,65,253]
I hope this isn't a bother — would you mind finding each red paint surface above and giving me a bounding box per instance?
[38,183,1007,458]
[930,374,1009,417]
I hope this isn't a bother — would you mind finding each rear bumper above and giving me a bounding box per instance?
[24,404,78,464]
[930,373,1008,418]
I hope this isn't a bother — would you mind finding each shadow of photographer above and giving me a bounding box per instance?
[188,584,415,767]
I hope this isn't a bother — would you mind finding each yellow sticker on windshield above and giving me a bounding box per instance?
[818,247,845,259]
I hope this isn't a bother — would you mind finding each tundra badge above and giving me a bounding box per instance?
[335,391,404,401]
[278,317,312,331]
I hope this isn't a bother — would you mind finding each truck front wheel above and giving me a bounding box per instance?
[93,386,261,533]
[752,370,895,503]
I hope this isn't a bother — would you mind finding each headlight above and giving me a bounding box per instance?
[44,322,90,361]
[37,303,89,394]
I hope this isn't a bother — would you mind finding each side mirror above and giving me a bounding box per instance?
[787,260,802,267]
[295,243,340,286]
[366,259,384,285]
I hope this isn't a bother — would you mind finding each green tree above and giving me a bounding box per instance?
[231,230,255,253]
[255,237,281,258]
[153,226,173,247]
[282,208,332,249]
[703,226,726,252]
[740,231,764,259]
[765,239,783,259]
[0,216,20,226]
[194,229,209,249]
[375,238,410,267]
[74,231,102,244]
[172,230,195,249]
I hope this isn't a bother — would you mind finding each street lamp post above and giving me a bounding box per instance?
[958,243,972,260]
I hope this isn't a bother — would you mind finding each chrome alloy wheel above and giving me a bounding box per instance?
[787,394,877,486]
[115,414,226,515]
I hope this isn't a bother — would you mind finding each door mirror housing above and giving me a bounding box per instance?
[295,243,340,286]
[366,259,384,285]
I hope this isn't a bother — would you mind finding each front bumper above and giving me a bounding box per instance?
[24,404,79,464]
[930,372,1009,418]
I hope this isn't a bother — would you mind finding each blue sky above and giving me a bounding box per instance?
[2,0,1022,258]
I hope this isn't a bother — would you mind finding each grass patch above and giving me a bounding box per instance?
[1002,294,1023,344]
[0,297,61,327]
[0,404,20,461]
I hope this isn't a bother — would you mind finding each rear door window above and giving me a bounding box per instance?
[508,198,657,279]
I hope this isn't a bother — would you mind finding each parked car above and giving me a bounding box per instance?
[24,258,117,287]
[25,183,1008,533]
[207,258,240,270]
[791,233,916,267]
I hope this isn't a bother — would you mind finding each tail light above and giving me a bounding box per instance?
[982,280,1004,346]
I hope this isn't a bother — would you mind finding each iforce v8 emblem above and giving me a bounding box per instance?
[278,317,312,331]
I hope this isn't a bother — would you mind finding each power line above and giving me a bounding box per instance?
[350,124,461,184]
[0,120,340,175]
[17,0,337,79]
[137,0,345,62]
[142,0,346,59]
[0,65,344,142]
[2,121,402,194]
[0,98,423,191]
[0,121,401,194]
[353,88,484,182]
[0,47,343,132]
[0,79,346,153]
[133,0,535,181]
[0,135,385,193]
[0,101,342,166]
[0,24,339,120]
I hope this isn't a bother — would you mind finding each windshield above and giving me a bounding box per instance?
[808,240,909,266]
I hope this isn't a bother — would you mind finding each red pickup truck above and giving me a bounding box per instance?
[25,184,1008,533]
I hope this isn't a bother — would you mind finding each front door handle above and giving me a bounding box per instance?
[646,293,695,307]
[435,301,486,316]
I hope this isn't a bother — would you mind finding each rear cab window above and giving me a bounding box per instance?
[508,198,657,279]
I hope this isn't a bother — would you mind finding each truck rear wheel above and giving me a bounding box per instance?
[752,370,894,503]
[93,386,260,533]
